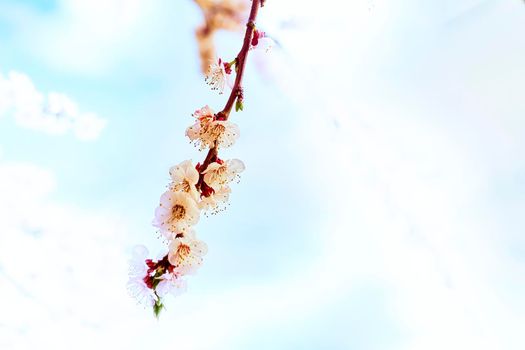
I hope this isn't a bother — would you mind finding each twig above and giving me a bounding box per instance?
[199,0,261,173]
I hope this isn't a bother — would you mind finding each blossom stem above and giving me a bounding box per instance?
[199,0,261,175]
[220,0,260,118]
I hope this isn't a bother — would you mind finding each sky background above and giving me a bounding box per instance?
[0,0,524,349]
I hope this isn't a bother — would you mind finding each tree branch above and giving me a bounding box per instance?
[198,0,261,174]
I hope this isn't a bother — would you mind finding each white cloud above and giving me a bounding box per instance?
[0,70,106,140]
[0,157,134,350]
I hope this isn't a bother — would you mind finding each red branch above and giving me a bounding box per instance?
[198,0,261,177]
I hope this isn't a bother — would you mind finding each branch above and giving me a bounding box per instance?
[220,0,260,118]
[199,0,261,174]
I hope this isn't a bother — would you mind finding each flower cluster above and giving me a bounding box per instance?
[128,114,244,316]
[130,0,263,318]
[128,245,188,315]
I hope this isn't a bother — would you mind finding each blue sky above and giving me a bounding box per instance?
[0,1,524,349]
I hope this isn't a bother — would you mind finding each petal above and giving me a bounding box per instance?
[187,165,200,185]
[201,162,221,174]
[159,191,174,207]
[169,165,184,182]
[179,159,193,173]
[184,229,197,240]
[153,206,168,225]
[167,250,178,267]
[185,124,200,140]
[191,240,208,256]
[200,105,214,117]
[228,159,245,173]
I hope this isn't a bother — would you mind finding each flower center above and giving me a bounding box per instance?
[207,165,227,185]
[216,165,226,177]
[171,204,186,220]
[175,179,191,193]
[177,244,191,261]
[209,123,226,139]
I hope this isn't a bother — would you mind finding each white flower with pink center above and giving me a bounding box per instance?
[169,159,200,201]
[207,119,240,149]
[186,105,214,144]
[168,230,208,275]
[202,158,245,190]
[205,58,233,94]
[186,105,240,150]
[153,190,200,239]
[186,105,214,150]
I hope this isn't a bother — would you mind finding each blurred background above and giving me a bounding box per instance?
[0,0,524,349]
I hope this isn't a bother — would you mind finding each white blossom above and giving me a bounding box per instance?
[127,277,157,307]
[127,245,157,307]
[152,190,200,239]
[168,230,208,275]
[186,105,215,149]
[204,58,233,94]
[202,158,245,190]
[207,119,240,149]
[169,159,200,201]
[186,105,240,150]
